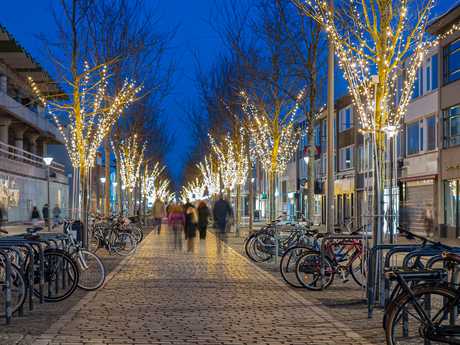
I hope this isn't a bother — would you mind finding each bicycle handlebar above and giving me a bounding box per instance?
[397,227,453,251]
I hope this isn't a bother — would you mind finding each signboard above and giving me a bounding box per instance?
[303,146,320,157]
[300,178,307,187]
[261,193,267,199]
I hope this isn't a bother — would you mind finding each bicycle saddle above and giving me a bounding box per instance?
[0,229,8,234]
[316,232,327,238]
[26,227,43,233]
[306,229,318,236]
[442,252,460,264]
[334,228,343,233]
[24,234,42,241]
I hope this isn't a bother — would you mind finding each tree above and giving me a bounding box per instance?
[293,0,448,244]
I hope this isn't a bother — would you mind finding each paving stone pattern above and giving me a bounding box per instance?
[28,229,373,345]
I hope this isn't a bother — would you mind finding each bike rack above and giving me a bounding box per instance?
[320,234,369,291]
[273,226,307,264]
[0,248,12,325]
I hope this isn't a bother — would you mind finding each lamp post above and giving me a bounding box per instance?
[100,177,106,215]
[43,157,53,232]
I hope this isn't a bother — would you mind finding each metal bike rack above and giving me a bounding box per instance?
[0,248,12,325]
[320,234,368,291]
[274,226,306,264]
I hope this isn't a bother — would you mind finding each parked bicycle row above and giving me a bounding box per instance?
[244,215,460,344]
[0,215,144,324]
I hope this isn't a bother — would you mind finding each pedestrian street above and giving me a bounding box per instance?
[32,230,373,345]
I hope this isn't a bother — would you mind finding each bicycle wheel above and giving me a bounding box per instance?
[71,249,106,291]
[113,233,137,256]
[34,249,79,302]
[245,234,256,259]
[295,250,335,290]
[129,225,143,243]
[280,245,312,288]
[385,283,458,345]
[0,262,26,316]
[90,234,101,253]
[349,249,368,287]
[249,234,275,263]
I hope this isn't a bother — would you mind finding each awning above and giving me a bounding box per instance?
[400,174,438,183]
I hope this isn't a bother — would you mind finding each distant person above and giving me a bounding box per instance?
[214,196,233,253]
[52,204,61,225]
[151,197,166,234]
[168,205,185,251]
[185,206,198,252]
[183,198,195,238]
[42,204,49,227]
[31,206,40,227]
[197,200,209,240]
[423,204,434,237]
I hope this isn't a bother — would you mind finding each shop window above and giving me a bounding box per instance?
[443,104,460,148]
[358,144,373,173]
[314,195,321,216]
[445,180,457,227]
[444,38,460,85]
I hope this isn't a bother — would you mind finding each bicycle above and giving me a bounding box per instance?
[90,219,137,256]
[294,232,368,290]
[383,250,460,344]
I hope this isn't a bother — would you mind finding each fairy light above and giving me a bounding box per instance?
[197,155,221,196]
[297,0,460,137]
[29,62,142,169]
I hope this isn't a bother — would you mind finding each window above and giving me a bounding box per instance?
[339,106,354,132]
[322,153,327,174]
[358,144,373,173]
[323,119,327,141]
[444,104,460,148]
[339,145,354,170]
[411,54,438,100]
[427,115,437,151]
[314,126,320,146]
[444,38,460,85]
[445,180,457,227]
[407,120,423,155]
[314,159,321,179]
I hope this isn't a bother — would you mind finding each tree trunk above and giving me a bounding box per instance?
[80,167,89,248]
[127,189,131,216]
[105,138,111,216]
[307,122,315,221]
[246,135,253,235]
[236,184,241,236]
[269,171,276,220]
[133,180,138,220]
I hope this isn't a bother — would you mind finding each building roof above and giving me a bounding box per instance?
[0,23,66,100]
[426,3,460,36]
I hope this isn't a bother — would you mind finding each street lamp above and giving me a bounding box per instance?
[100,177,106,215]
[43,157,53,232]
[112,182,117,214]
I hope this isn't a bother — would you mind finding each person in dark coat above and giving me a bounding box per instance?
[42,204,49,227]
[168,204,185,251]
[214,196,233,253]
[183,198,195,238]
[197,200,209,240]
[31,206,40,227]
[185,207,198,252]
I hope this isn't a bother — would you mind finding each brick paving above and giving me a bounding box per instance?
[26,228,373,345]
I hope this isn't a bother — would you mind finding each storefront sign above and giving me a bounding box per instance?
[303,146,320,156]
[446,165,460,171]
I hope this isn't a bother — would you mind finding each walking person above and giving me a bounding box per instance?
[423,204,434,237]
[31,206,40,227]
[42,203,49,228]
[52,204,61,226]
[168,205,185,251]
[151,197,166,234]
[197,200,209,240]
[185,206,198,252]
[183,198,195,238]
[214,196,233,253]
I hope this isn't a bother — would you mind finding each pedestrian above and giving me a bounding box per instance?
[197,200,209,240]
[166,202,172,218]
[31,206,40,227]
[151,197,166,234]
[52,204,61,225]
[423,204,434,237]
[183,198,195,238]
[185,206,198,252]
[214,196,233,253]
[42,204,49,227]
[168,204,185,251]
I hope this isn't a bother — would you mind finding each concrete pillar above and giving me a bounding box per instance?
[27,133,40,155]
[0,75,6,94]
[10,124,27,157]
[0,117,13,144]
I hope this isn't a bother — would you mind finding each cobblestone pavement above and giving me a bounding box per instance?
[25,229,373,345]
[0,227,154,345]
